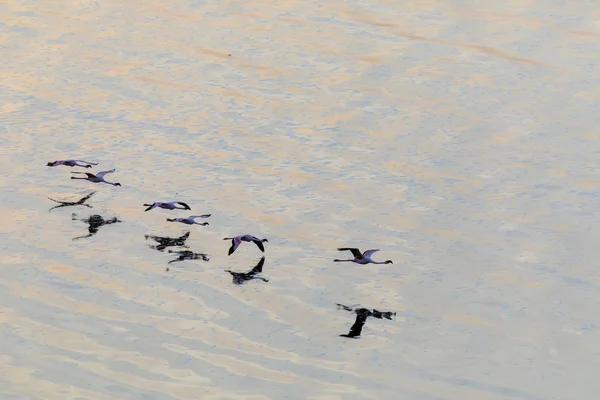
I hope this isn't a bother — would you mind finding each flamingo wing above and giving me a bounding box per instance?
[228,237,241,256]
[74,160,98,165]
[253,239,265,252]
[176,202,191,210]
[362,249,380,258]
[95,169,115,179]
[337,248,363,258]
[71,172,96,178]
[189,214,211,220]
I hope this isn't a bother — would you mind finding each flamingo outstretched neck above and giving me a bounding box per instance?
[334,248,393,265]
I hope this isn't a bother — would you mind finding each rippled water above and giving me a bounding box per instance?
[2,0,600,399]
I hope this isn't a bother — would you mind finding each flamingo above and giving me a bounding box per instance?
[334,248,393,265]
[47,159,98,168]
[166,214,211,225]
[144,202,191,212]
[223,234,268,256]
[71,169,121,186]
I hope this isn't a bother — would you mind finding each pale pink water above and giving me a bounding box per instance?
[1,0,600,399]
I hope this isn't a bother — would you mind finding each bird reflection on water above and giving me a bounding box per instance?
[46,159,98,168]
[71,213,122,240]
[339,308,370,339]
[337,303,396,339]
[225,256,269,285]
[48,191,96,211]
[167,249,209,264]
[144,231,191,252]
[336,303,396,320]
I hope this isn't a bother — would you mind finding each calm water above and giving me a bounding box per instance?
[1,0,600,399]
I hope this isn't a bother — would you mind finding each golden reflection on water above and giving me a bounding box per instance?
[2,0,600,398]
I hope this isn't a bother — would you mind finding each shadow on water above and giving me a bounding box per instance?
[71,213,122,241]
[336,303,397,320]
[144,231,191,252]
[337,303,396,339]
[167,249,209,264]
[225,256,269,285]
[46,159,98,168]
[47,191,96,211]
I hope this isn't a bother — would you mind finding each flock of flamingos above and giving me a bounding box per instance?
[47,158,397,339]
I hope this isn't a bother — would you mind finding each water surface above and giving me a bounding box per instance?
[1,0,600,399]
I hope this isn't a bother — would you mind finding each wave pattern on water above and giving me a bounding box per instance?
[2,0,600,399]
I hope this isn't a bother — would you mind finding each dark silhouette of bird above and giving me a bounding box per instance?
[339,308,370,338]
[336,303,396,320]
[370,309,396,320]
[225,257,269,285]
[72,213,121,240]
[167,250,209,264]
[48,191,96,211]
[336,303,359,312]
[144,231,190,252]
[337,303,396,339]
[47,159,98,168]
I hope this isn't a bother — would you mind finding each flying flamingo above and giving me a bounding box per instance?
[71,169,121,186]
[334,248,393,265]
[223,234,268,256]
[144,202,191,212]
